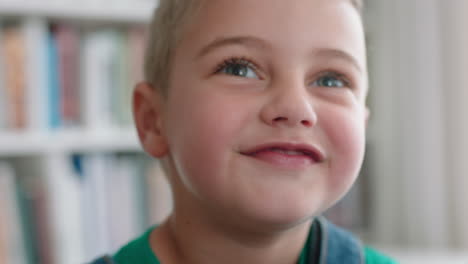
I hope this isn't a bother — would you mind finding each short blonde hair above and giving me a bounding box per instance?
[144,0,364,96]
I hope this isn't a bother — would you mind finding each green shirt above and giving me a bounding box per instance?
[114,227,398,264]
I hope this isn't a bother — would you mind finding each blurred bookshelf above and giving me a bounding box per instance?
[0,1,384,264]
[0,1,176,263]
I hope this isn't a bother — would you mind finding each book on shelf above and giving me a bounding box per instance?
[47,25,61,129]
[15,158,55,264]
[0,23,5,130]
[111,29,131,127]
[1,21,27,130]
[55,24,81,127]
[24,18,50,132]
[128,27,146,90]
[0,19,50,132]
[0,162,28,264]
[82,28,122,130]
[44,154,85,263]
[79,153,112,260]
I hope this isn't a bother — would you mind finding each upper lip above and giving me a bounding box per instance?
[240,142,325,162]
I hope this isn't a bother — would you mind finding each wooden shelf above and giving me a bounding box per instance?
[0,128,142,156]
[0,0,157,23]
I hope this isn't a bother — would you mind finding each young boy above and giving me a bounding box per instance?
[93,0,397,263]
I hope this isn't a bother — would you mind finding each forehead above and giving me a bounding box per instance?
[193,0,359,19]
[191,0,361,12]
[179,0,366,67]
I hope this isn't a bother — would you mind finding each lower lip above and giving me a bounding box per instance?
[246,151,316,169]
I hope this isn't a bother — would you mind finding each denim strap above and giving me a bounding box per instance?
[315,216,364,264]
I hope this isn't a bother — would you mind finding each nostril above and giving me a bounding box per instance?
[301,120,312,127]
[273,117,288,122]
[272,117,314,127]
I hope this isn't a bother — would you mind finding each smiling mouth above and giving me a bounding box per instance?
[240,143,324,168]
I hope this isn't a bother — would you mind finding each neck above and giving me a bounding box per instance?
[151,208,312,264]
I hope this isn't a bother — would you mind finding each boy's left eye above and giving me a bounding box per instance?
[312,72,350,88]
[215,58,259,79]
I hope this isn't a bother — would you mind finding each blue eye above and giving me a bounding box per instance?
[216,58,259,79]
[313,73,349,88]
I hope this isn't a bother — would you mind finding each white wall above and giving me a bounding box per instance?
[440,0,468,250]
[366,0,468,250]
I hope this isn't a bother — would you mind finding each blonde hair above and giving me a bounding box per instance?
[143,0,199,96]
[144,0,363,96]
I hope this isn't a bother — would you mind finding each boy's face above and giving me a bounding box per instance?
[148,0,367,227]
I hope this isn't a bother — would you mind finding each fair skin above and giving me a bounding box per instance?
[134,0,368,263]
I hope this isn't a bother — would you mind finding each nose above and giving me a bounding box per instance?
[260,80,317,128]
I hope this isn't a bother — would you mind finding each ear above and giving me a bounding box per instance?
[132,82,168,158]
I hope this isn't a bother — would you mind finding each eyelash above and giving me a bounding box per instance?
[213,56,260,76]
[313,71,353,88]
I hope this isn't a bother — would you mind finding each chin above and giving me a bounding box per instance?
[234,199,324,232]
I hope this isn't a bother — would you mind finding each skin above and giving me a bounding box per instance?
[133,0,368,263]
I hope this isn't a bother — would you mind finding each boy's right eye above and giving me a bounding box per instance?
[215,57,260,79]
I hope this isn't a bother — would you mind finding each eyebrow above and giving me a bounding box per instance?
[312,48,364,74]
[196,36,270,59]
[196,35,363,73]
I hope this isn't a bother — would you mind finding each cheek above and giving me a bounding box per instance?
[164,88,252,195]
[322,107,366,192]
[168,91,247,151]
